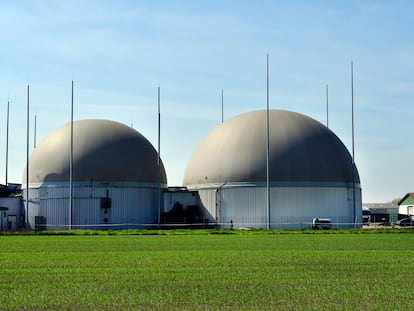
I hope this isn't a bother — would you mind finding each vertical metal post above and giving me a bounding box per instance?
[69,80,74,230]
[266,54,270,229]
[351,61,356,227]
[326,84,329,128]
[157,86,161,225]
[5,100,9,186]
[26,85,29,227]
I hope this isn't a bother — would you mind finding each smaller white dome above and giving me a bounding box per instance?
[24,119,167,184]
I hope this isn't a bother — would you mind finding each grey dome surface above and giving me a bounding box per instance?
[25,119,167,184]
[183,110,359,185]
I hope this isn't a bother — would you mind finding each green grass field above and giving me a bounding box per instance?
[0,230,413,310]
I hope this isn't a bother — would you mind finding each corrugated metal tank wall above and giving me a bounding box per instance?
[24,183,161,229]
[220,187,267,228]
[195,185,362,229]
[196,189,217,222]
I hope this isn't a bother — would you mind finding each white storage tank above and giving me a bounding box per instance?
[22,119,167,229]
[183,109,362,229]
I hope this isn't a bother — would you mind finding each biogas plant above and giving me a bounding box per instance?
[1,109,362,230]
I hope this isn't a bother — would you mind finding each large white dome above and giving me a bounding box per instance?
[24,119,167,184]
[183,110,359,186]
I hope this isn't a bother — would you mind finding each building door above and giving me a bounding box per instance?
[408,206,413,216]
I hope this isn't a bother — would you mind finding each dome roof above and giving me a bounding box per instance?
[183,110,359,185]
[25,119,167,184]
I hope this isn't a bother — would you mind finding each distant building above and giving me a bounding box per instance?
[0,184,22,230]
[398,193,414,216]
[363,203,399,224]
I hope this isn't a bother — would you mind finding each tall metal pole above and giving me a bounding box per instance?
[26,85,29,227]
[69,80,74,230]
[351,61,356,227]
[157,86,161,225]
[266,54,270,229]
[5,100,9,186]
[326,84,329,128]
[221,89,224,123]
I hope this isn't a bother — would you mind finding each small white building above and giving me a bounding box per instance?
[183,110,362,229]
[22,119,167,230]
[398,193,414,216]
[0,184,22,230]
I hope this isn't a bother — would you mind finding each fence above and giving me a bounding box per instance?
[28,220,373,231]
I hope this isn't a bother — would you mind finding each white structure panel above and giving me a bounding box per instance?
[23,182,162,229]
[196,189,218,222]
[194,184,362,229]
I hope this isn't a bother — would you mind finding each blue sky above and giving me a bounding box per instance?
[0,0,413,202]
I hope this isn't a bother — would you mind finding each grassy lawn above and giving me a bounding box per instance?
[0,230,413,310]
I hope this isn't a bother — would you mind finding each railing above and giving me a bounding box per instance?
[27,221,390,231]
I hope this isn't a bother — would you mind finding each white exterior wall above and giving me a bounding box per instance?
[163,191,198,213]
[23,181,165,230]
[0,197,22,230]
[220,187,267,228]
[398,204,414,216]
[191,183,362,229]
[196,189,218,222]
